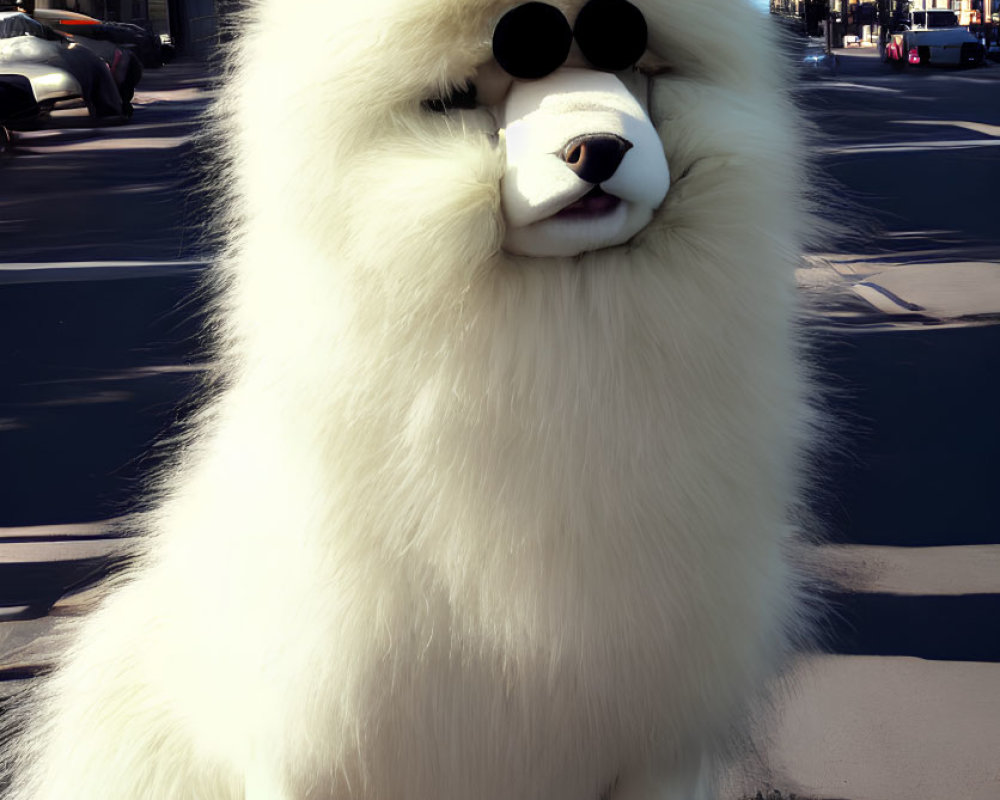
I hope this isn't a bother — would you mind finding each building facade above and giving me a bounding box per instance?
[772,0,995,38]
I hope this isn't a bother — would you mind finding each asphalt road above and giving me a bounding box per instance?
[1,50,998,661]
[795,51,1000,550]
[1,61,213,530]
[792,49,1000,662]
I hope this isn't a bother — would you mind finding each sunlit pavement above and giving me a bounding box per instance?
[1,46,999,800]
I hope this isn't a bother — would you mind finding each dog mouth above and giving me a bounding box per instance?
[554,187,622,219]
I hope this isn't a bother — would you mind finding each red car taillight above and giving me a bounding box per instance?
[908,48,921,64]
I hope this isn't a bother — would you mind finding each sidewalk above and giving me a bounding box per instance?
[131,55,218,94]
[725,656,1000,800]
[799,255,1000,327]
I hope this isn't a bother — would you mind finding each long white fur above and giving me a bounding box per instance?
[1,1,818,798]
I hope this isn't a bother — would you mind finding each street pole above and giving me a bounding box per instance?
[826,0,833,53]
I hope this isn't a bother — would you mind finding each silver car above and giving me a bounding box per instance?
[0,10,122,118]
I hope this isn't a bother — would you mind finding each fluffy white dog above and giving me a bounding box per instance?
[2,1,819,798]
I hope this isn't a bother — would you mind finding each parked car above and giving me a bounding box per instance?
[899,9,961,30]
[0,71,36,117]
[0,10,123,119]
[884,27,985,68]
[32,7,163,68]
[800,39,839,77]
[100,21,162,68]
[1,71,38,146]
[1,12,82,108]
[28,9,144,112]
[58,29,142,114]
[883,9,986,68]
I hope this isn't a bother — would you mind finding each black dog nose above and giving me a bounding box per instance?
[562,134,633,184]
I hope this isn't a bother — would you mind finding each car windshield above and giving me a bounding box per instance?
[0,11,41,37]
[916,10,959,27]
[0,12,65,40]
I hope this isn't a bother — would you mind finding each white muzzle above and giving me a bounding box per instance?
[500,68,670,258]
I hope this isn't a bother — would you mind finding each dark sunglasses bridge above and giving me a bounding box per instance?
[492,0,648,81]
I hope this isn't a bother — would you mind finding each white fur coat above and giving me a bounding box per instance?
[2,1,819,798]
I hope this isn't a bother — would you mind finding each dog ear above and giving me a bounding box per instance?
[574,0,648,72]
[492,2,573,80]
